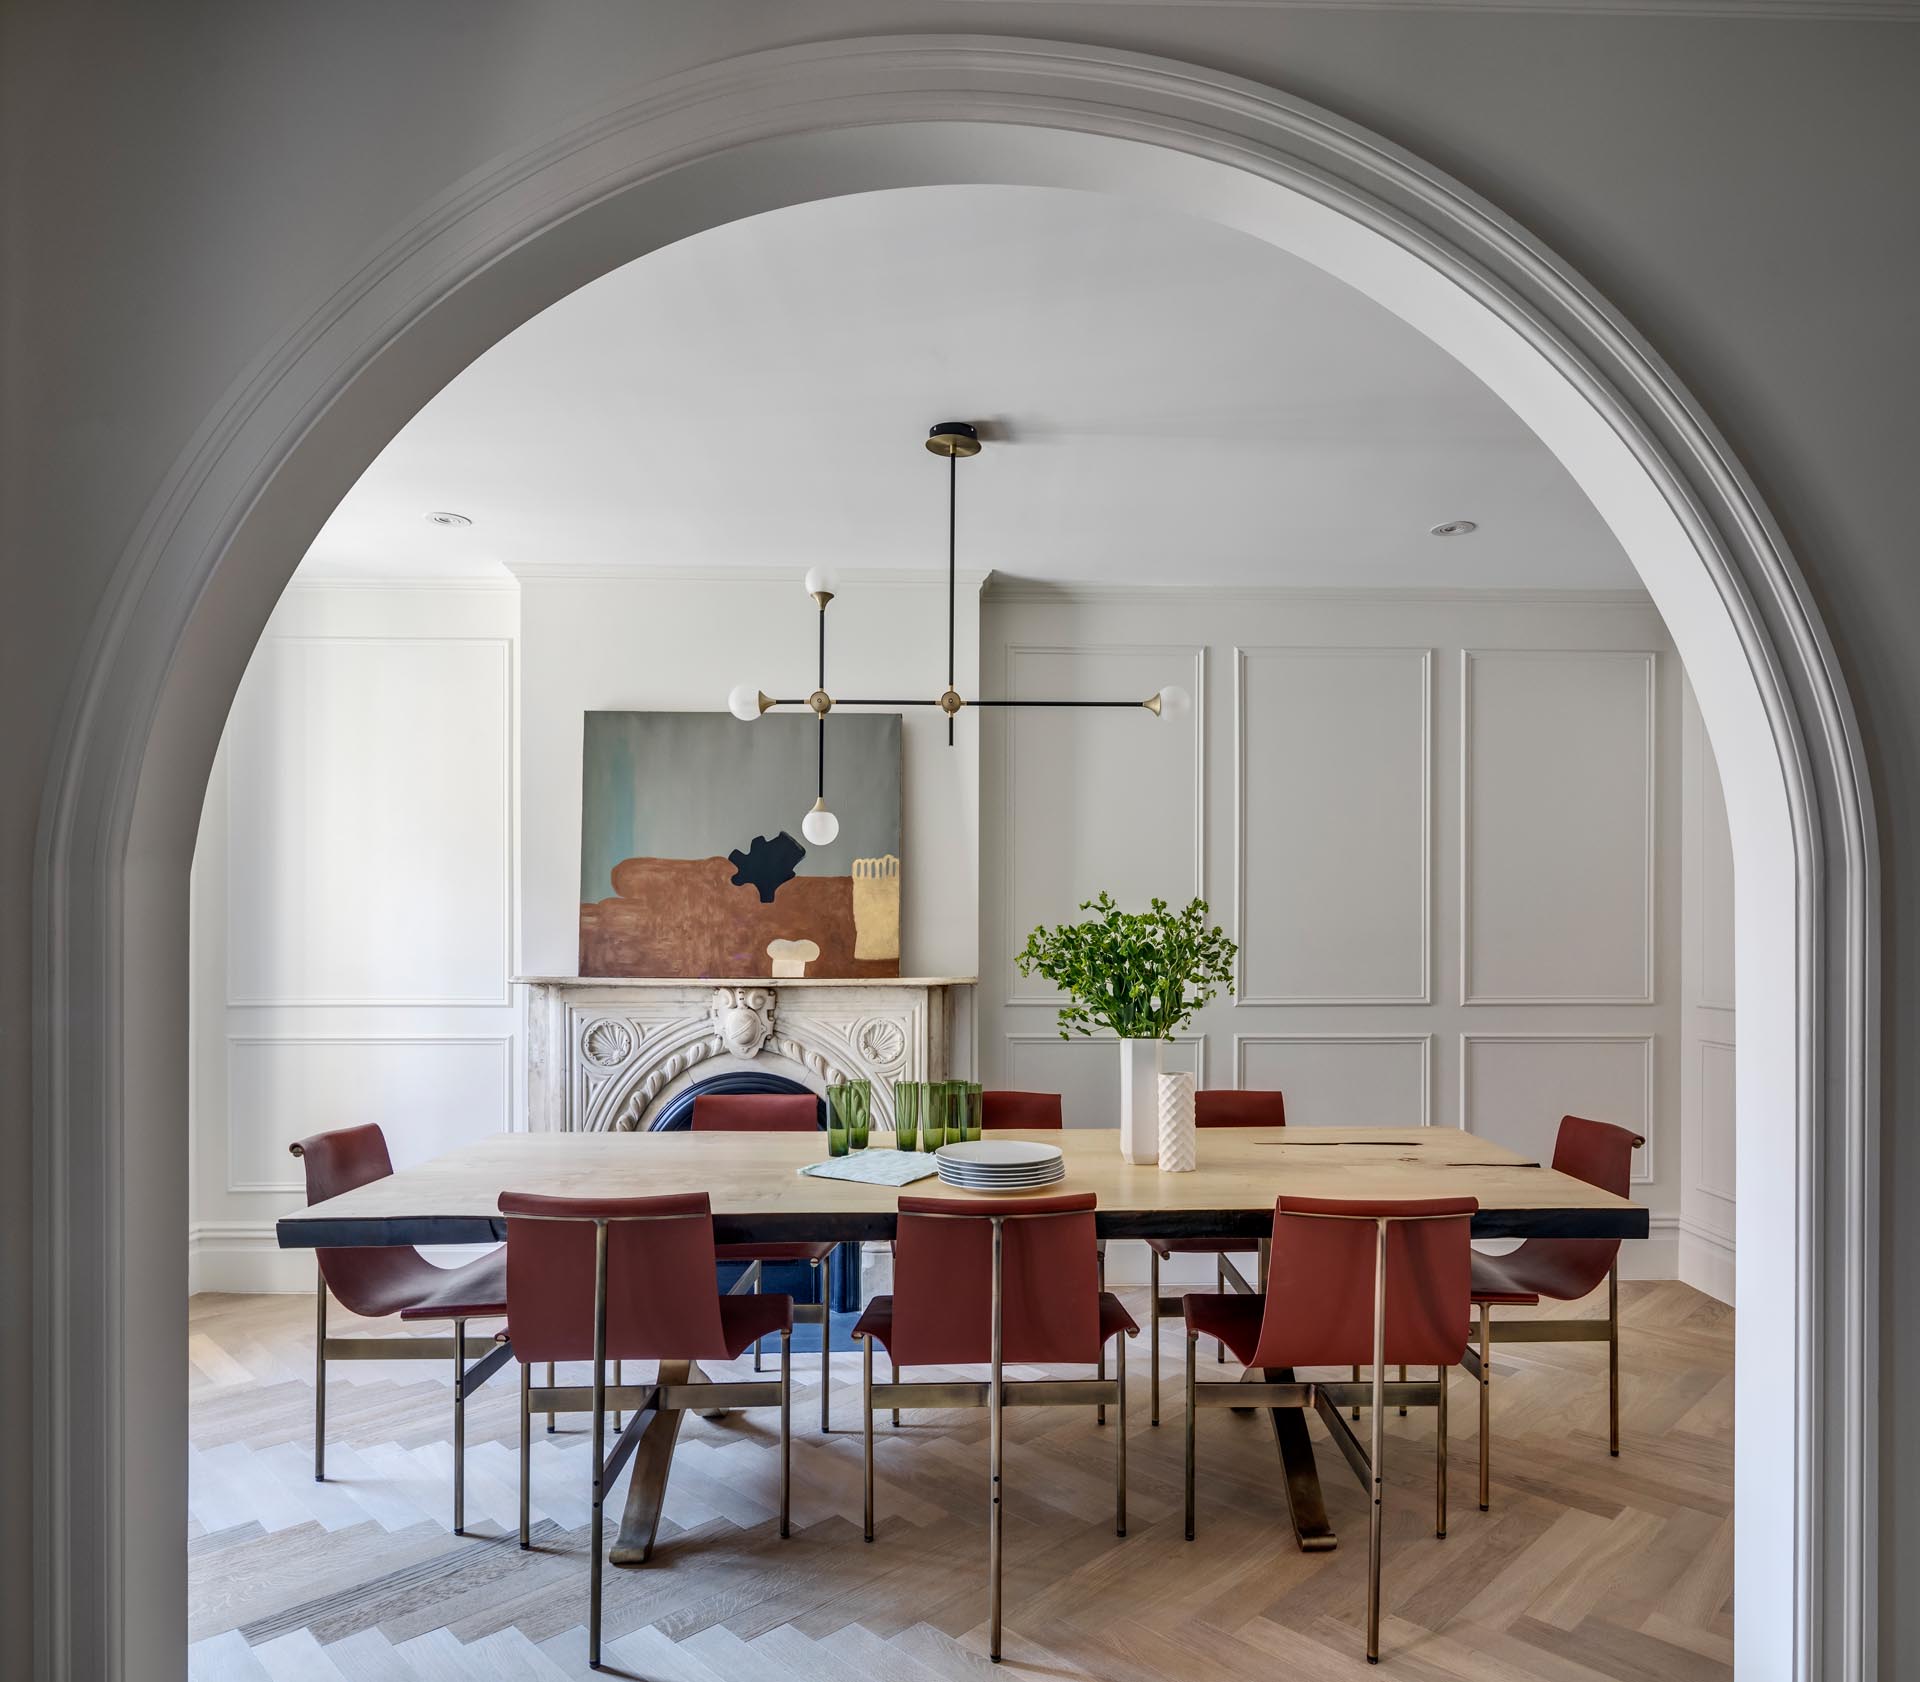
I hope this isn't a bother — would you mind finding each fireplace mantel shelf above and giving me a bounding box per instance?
[514,976,976,988]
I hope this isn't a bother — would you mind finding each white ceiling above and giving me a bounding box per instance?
[300,185,1637,591]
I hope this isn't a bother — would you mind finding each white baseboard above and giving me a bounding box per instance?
[1678,1217,1736,1305]
[187,1223,492,1295]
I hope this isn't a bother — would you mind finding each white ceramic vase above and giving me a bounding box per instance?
[1119,1037,1163,1164]
[1157,1071,1197,1172]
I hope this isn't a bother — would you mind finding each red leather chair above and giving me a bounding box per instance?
[1183,1195,1474,1664]
[289,1124,513,1534]
[853,1192,1136,1662]
[979,1089,1063,1128]
[1466,1114,1643,1510]
[500,1189,793,1669]
[689,1092,840,1428]
[1146,1089,1287,1424]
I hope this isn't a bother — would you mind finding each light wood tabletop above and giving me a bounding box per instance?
[275,1127,1648,1248]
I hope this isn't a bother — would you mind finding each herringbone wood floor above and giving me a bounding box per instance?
[186,1279,1733,1680]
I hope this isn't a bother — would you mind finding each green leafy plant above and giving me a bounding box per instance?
[1016,893,1238,1041]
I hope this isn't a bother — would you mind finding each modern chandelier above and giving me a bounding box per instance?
[726,421,1191,845]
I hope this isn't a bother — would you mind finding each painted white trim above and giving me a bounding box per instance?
[30,36,1875,1682]
[1680,1216,1739,1305]
[982,581,1659,608]
[1001,642,1207,1009]
[1458,1030,1657,1186]
[1695,1035,1740,1203]
[1232,645,1432,1006]
[1458,649,1659,1006]
[1232,1031,1434,1126]
[949,0,1920,16]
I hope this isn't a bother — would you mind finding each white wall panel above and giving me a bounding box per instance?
[1234,1033,1430,1128]
[1698,1038,1737,1205]
[1236,647,1429,1004]
[226,1036,511,1192]
[1461,650,1654,1003]
[1699,722,1738,1011]
[1460,1033,1653,1183]
[225,636,511,1005]
[1003,644,1205,1002]
[1003,1032,1205,1128]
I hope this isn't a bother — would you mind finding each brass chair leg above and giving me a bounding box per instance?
[890,1347,899,1428]
[452,1316,467,1534]
[1114,1332,1128,1537]
[1435,1363,1449,1539]
[1183,1331,1198,1540]
[1096,1248,1108,1425]
[817,1253,831,1435]
[613,1359,622,1432]
[1477,1303,1492,1512]
[313,1275,327,1481]
[861,1333,875,1541]
[1399,1364,1408,1417]
[546,1361,556,1434]
[988,1218,1006,1665]
[779,1327,793,1538]
[753,1273,764,1373]
[588,1224,609,1671]
[1608,1259,1621,1456]
[519,1361,532,1549]
[1149,1246,1162,1427]
[1215,1255,1226,1363]
[1352,1364,1361,1421]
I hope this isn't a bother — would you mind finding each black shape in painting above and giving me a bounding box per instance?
[728,832,806,903]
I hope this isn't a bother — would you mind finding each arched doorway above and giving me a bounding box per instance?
[34,37,1873,1681]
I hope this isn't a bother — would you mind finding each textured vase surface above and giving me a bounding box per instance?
[1118,1038,1162,1164]
[1157,1071,1197,1172]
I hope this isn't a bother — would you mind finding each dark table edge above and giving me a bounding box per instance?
[277,1207,1651,1249]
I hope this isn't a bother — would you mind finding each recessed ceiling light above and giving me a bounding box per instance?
[1429,519,1478,537]
[423,510,473,528]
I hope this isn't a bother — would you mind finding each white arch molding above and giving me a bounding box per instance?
[31,36,1875,1681]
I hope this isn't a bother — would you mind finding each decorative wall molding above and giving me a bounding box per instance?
[223,1034,514,1193]
[1233,645,1431,1005]
[1001,642,1207,1008]
[1458,1030,1656,1185]
[223,634,515,1009]
[1002,1027,1210,1100]
[1232,1031,1433,1126]
[953,0,1920,15]
[983,581,1658,608]
[1458,649,1657,1006]
[1696,1036,1739,1205]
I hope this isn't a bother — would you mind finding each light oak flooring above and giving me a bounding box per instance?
[187,1279,1733,1680]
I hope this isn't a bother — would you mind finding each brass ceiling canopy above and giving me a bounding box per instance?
[924,421,982,458]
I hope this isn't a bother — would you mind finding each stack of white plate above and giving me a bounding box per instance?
[934,1138,1067,1192]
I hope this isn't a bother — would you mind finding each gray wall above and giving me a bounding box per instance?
[5,3,1917,1675]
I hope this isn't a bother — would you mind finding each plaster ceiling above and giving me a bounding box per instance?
[299,185,1638,591]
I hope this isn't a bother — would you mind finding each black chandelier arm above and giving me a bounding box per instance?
[969,698,1155,709]
[947,448,957,748]
[817,709,825,799]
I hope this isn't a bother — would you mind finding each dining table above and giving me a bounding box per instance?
[277,1125,1647,1566]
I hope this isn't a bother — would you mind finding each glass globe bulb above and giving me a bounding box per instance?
[801,801,840,847]
[1156,683,1192,718]
[727,683,763,722]
[802,566,837,600]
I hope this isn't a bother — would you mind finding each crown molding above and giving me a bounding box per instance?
[983,579,1656,607]
[505,561,992,589]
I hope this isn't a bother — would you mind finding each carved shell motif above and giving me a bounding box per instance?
[853,1016,908,1073]
[580,1018,636,1070]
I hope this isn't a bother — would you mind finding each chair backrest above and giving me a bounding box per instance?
[690,1092,820,1131]
[979,1090,1064,1130]
[290,1123,418,1317]
[1196,1089,1286,1128]
[498,1190,731,1363]
[1521,1113,1645,1294]
[1252,1195,1475,1369]
[890,1192,1100,1365]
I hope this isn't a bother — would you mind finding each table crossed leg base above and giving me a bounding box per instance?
[1249,1366,1337,1551]
[609,1358,702,1566]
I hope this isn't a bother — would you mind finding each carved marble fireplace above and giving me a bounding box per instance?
[520,976,975,1132]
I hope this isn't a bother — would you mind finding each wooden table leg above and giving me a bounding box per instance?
[1251,1366,1337,1552]
[609,1358,701,1566]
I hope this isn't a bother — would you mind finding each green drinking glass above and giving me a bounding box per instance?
[920,1081,948,1152]
[825,1082,851,1157]
[891,1079,919,1152]
[848,1078,872,1151]
[961,1081,984,1142]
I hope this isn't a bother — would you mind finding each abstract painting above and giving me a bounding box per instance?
[579,711,902,978]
